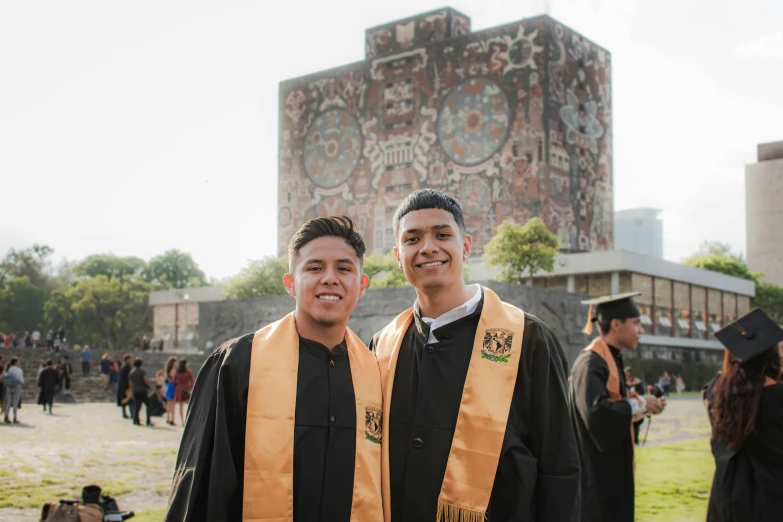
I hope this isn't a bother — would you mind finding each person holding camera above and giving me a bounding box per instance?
[706,308,783,521]
[569,292,667,522]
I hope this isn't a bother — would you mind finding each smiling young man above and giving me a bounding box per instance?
[165,216,383,522]
[370,189,581,522]
[569,293,667,522]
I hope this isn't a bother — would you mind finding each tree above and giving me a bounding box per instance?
[484,218,561,283]
[76,254,146,279]
[0,244,54,289]
[690,240,745,263]
[682,254,758,281]
[754,282,783,324]
[143,249,207,289]
[0,276,46,333]
[364,252,409,289]
[59,275,153,350]
[224,257,288,299]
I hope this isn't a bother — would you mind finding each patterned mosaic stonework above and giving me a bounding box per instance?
[438,78,510,165]
[279,11,613,256]
[303,109,362,188]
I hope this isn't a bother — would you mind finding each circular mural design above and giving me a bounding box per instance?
[459,176,491,214]
[303,109,361,188]
[438,78,510,166]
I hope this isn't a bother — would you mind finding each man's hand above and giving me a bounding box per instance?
[644,395,666,414]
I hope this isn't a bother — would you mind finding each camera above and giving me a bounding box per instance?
[651,384,664,398]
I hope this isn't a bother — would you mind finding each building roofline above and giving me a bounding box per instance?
[542,250,756,296]
[639,334,723,351]
[364,6,472,33]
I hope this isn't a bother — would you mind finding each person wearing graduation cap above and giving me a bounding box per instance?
[705,308,783,522]
[164,216,383,522]
[569,292,667,522]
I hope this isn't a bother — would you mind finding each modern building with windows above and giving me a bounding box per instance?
[518,250,755,357]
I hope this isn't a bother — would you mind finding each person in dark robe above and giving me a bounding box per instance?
[37,360,59,414]
[370,189,581,522]
[165,216,383,522]
[116,354,134,419]
[706,308,783,522]
[569,292,667,522]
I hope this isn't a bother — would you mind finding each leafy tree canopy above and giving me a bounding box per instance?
[224,257,288,299]
[484,218,561,283]
[76,254,147,280]
[143,249,207,289]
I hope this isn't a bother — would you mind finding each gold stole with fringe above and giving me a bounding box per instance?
[375,287,525,522]
[582,337,640,466]
[242,312,384,522]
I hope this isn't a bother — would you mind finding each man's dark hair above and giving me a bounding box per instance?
[392,189,466,237]
[287,216,366,271]
[123,353,132,362]
[133,358,143,368]
[598,318,626,336]
[46,360,53,366]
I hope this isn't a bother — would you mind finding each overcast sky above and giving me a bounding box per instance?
[2,0,781,279]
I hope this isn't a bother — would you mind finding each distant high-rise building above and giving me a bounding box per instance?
[746,141,783,287]
[277,8,613,255]
[614,208,663,259]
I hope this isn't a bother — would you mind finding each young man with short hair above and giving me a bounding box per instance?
[166,216,383,522]
[371,189,581,522]
[117,354,134,419]
[569,293,667,522]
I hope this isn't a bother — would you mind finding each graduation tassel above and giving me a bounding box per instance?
[582,304,595,336]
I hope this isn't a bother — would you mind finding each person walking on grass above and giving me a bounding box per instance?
[38,360,59,414]
[130,358,153,427]
[3,358,24,424]
[59,356,72,392]
[81,345,92,376]
[173,360,194,427]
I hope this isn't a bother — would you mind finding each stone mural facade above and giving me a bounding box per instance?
[279,8,613,255]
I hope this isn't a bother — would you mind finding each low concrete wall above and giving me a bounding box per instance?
[198,282,589,363]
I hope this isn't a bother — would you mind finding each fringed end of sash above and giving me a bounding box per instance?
[581,304,595,336]
[436,501,486,522]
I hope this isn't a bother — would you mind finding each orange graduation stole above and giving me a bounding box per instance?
[242,313,384,522]
[582,337,640,465]
[374,287,524,522]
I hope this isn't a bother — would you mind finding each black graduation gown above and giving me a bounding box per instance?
[117,363,132,406]
[707,382,783,522]
[370,298,581,522]
[37,368,59,405]
[569,345,635,522]
[165,333,357,522]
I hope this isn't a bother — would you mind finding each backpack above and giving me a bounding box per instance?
[39,501,103,522]
[3,368,18,388]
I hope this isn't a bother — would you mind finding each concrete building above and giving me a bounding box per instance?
[278,8,613,256]
[526,250,755,354]
[614,207,663,259]
[746,141,783,287]
[148,286,224,351]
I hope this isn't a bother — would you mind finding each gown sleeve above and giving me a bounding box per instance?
[518,315,582,521]
[165,335,253,522]
[571,350,633,452]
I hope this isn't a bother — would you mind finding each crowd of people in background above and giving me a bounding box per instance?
[116,354,194,427]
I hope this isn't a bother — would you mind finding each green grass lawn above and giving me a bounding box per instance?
[636,439,714,521]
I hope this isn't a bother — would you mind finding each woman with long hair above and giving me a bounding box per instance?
[707,308,783,521]
[161,356,178,426]
[173,359,194,426]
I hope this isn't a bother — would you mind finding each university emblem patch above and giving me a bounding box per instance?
[482,328,514,363]
[364,406,382,444]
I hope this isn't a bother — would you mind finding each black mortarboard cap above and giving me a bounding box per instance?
[581,292,642,335]
[714,308,783,362]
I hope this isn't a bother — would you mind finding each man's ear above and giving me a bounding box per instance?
[283,273,296,297]
[393,246,402,270]
[358,274,369,298]
[462,232,473,262]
